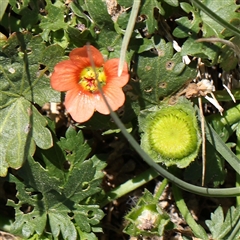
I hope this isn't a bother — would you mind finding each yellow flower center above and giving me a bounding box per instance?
[79,67,106,92]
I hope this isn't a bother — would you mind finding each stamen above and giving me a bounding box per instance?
[79,67,106,92]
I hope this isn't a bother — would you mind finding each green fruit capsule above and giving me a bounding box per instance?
[139,98,201,168]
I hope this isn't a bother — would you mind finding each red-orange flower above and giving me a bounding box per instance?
[50,45,129,122]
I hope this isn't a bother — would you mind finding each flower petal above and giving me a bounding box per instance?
[104,59,129,87]
[95,86,125,114]
[50,60,80,91]
[65,88,95,123]
[69,45,104,67]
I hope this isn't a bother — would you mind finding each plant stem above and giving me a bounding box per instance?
[172,184,209,240]
[100,167,159,207]
[198,90,240,102]
[96,69,240,197]
[191,0,240,38]
[209,103,240,126]
[228,217,240,240]
[118,0,141,76]
[236,124,240,206]
[154,178,168,200]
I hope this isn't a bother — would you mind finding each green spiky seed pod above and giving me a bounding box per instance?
[124,190,172,237]
[139,98,201,168]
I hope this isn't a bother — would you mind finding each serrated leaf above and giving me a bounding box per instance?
[60,127,92,166]
[0,32,61,105]
[173,3,201,38]
[62,159,101,203]
[66,27,94,48]
[39,0,68,39]
[9,0,31,13]
[205,206,240,239]
[48,212,77,240]
[97,28,123,58]
[140,0,164,33]
[74,205,104,232]
[69,0,88,20]
[34,139,67,181]
[7,152,104,239]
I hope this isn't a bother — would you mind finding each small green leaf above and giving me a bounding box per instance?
[60,127,92,166]
[39,0,68,35]
[8,0,40,30]
[163,0,179,7]
[139,0,164,33]
[78,230,98,240]
[85,0,113,28]
[206,206,240,239]
[48,212,77,240]
[205,121,240,176]
[173,3,202,38]
[66,27,94,48]
[97,28,123,58]
[0,0,9,21]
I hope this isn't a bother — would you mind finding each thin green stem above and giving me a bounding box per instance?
[196,38,240,58]
[228,217,240,240]
[89,45,240,199]
[172,184,209,240]
[99,94,240,197]
[205,120,240,175]
[214,90,240,102]
[236,124,240,206]
[106,105,240,197]
[154,178,168,201]
[100,168,159,207]
[118,0,141,76]
[207,103,240,126]
[237,173,240,206]
[190,0,240,38]
[195,90,240,104]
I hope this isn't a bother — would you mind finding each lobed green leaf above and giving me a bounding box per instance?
[0,32,63,176]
